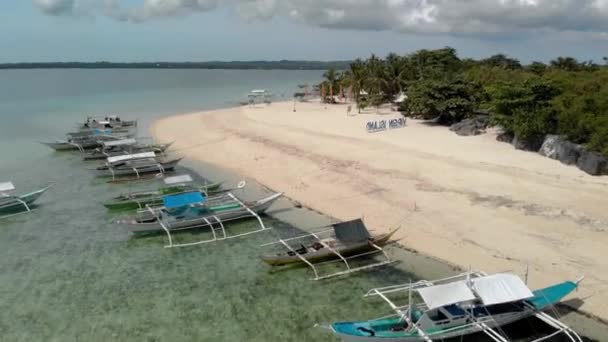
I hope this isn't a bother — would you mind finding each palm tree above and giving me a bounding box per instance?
[340,60,368,112]
[364,54,389,107]
[322,68,340,103]
[384,53,410,101]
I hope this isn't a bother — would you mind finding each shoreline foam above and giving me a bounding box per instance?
[152,100,608,324]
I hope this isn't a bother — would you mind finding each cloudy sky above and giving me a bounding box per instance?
[3,0,608,63]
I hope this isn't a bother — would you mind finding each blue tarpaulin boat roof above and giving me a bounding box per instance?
[163,192,205,209]
[94,128,112,135]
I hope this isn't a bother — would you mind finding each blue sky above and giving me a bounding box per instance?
[3,1,608,63]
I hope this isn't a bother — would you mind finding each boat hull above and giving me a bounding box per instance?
[41,141,101,151]
[123,193,282,234]
[0,186,52,215]
[103,183,224,211]
[332,311,535,341]
[94,159,182,177]
[261,231,396,266]
[82,143,173,161]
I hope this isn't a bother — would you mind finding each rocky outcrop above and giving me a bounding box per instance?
[538,135,607,175]
[576,150,608,176]
[512,135,544,152]
[449,116,490,136]
[539,135,583,165]
[496,132,514,143]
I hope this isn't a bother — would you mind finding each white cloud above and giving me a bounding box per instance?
[33,0,76,15]
[33,0,608,36]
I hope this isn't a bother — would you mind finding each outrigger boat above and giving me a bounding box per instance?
[41,134,130,152]
[82,138,173,161]
[78,115,137,130]
[0,182,53,219]
[93,152,182,180]
[326,271,584,341]
[103,174,228,211]
[119,191,282,248]
[67,127,135,139]
[261,219,399,280]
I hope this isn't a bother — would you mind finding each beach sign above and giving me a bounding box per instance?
[366,117,406,133]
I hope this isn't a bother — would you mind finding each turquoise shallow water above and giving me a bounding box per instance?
[0,70,603,341]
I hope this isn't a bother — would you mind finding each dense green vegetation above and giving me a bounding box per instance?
[321,48,608,157]
[0,60,351,70]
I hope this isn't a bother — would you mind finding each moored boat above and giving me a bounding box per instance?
[92,152,182,178]
[41,134,128,152]
[77,115,137,130]
[120,191,282,235]
[261,220,399,266]
[82,139,173,161]
[103,174,225,211]
[326,271,584,341]
[0,182,53,219]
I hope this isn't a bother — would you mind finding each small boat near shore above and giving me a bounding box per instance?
[262,219,399,280]
[67,127,135,139]
[326,271,584,342]
[120,191,282,235]
[0,182,53,219]
[262,220,399,266]
[82,139,173,161]
[77,115,137,130]
[41,134,130,152]
[103,174,226,210]
[93,152,182,179]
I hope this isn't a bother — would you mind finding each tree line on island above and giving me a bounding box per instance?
[320,48,608,175]
[0,60,351,71]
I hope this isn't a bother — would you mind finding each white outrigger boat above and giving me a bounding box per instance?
[119,191,282,248]
[41,134,130,152]
[78,115,137,130]
[93,152,182,180]
[326,271,584,341]
[0,182,53,219]
[82,138,173,161]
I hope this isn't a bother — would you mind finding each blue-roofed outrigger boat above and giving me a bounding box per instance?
[325,271,584,341]
[119,190,282,248]
[0,182,53,219]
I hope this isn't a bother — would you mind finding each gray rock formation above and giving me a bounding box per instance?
[539,135,583,165]
[512,135,544,152]
[496,132,514,143]
[449,116,490,136]
[576,150,608,176]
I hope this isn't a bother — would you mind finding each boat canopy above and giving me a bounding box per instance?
[102,138,137,147]
[417,273,534,309]
[333,219,371,242]
[472,273,534,306]
[164,175,193,185]
[162,191,205,209]
[418,281,477,310]
[107,151,156,164]
[0,182,15,192]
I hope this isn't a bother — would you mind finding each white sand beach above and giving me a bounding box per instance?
[152,101,608,322]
